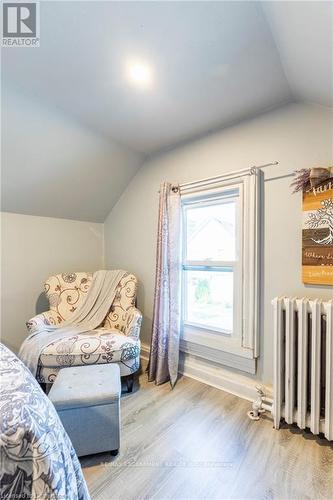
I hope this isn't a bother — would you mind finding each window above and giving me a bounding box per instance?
[180,170,261,374]
[183,189,240,336]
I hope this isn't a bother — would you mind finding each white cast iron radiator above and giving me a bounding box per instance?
[272,297,333,440]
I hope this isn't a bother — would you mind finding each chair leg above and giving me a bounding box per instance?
[126,374,134,393]
[40,383,47,393]
[40,383,52,395]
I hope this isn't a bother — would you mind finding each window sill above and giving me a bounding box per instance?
[181,326,256,374]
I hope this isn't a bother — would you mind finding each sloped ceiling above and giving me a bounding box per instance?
[1,1,332,222]
[1,86,143,222]
[263,1,333,108]
[2,1,293,155]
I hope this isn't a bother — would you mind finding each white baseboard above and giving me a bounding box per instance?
[140,342,272,403]
[141,342,150,362]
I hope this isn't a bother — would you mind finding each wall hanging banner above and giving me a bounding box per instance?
[302,171,333,285]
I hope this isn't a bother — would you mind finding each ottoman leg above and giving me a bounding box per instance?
[110,449,119,456]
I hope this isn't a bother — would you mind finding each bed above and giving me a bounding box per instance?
[0,343,90,500]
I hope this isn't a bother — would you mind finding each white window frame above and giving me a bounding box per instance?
[180,169,261,374]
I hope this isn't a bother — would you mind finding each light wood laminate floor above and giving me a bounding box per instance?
[81,368,333,500]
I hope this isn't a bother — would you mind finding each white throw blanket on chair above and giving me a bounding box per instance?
[19,269,126,377]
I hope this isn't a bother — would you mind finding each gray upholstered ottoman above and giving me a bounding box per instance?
[49,364,121,457]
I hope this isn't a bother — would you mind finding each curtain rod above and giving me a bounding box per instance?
[178,161,279,191]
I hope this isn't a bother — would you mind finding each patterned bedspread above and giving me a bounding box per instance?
[0,343,90,500]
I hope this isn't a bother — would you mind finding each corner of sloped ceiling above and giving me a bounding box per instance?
[1,84,144,223]
[262,1,333,108]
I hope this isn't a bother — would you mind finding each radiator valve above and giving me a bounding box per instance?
[247,385,266,421]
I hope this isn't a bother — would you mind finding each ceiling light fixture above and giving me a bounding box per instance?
[126,60,153,89]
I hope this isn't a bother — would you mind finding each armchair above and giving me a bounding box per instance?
[26,272,142,392]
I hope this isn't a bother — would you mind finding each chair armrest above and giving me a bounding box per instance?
[26,310,63,334]
[124,307,142,339]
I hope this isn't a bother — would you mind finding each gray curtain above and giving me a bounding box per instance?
[148,182,182,387]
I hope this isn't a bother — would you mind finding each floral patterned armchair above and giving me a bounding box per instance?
[26,272,142,392]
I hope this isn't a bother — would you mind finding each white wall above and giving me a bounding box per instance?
[104,102,333,386]
[0,212,104,353]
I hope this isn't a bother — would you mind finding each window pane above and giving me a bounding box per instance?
[186,200,236,261]
[185,270,233,332]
